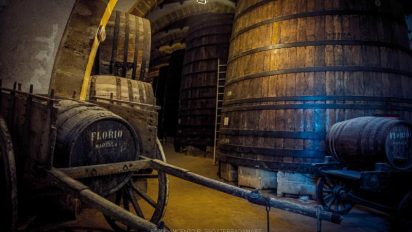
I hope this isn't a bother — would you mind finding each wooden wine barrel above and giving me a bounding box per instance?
[177,13,233,149]
[96,11,151,81]
[54,100,140,196]
[219,0,412,172]
[0,117,17,232]
[88,75,155,105]
[327,116,412,170]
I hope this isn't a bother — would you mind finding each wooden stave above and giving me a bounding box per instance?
[177,14,234,149]
[89,75,156,105]
[54,100,140,196]
[97,11,151,81]
[219,0,412,172]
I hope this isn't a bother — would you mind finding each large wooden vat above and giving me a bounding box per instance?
[327,116,412,170]
[95,11,151,81]
[54,100,139,196]
[219,0,412,172]
[177,13,234,150]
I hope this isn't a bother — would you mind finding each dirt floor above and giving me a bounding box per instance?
[52,142,390,232]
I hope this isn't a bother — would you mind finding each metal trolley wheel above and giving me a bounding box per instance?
[104,138,168,231]
[0,117,18,232]
[317,175,353,215]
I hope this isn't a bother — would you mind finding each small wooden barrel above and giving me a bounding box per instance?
[96,11,151,80]
[219,0,412,172]
[54,100,140,196]
[327,116,412,170]
[88,75,155,105]
[177,13,233,149]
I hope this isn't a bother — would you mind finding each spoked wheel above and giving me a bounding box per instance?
[317,175,353,214]
[0,117,18,232]
[104,138,168,231]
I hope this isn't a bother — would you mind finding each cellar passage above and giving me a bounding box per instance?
[0,1,412,232]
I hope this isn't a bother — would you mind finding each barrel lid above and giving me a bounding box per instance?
[385,121,412,170]
[69,117,140,196]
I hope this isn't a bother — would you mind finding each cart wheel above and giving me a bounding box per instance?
[0,117,18,232]
[316,175,353,214]
[104,138,168,231]
[396,191,412,231]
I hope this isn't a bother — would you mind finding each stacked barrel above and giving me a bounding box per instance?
[218,0,412,194]
[176,13,234,150]
[96,11,151,81]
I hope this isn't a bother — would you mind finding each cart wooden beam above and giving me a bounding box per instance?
[59,158,343,224]
[46,168,159,231]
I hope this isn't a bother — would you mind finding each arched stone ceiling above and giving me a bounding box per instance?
[126,0,411,18]
[148,0,235,34]
[127,0,236,17]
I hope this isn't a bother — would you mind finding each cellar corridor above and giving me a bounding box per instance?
[1,1,412,231]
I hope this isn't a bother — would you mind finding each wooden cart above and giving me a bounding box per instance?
[315,160,412,229]
[0,80,341,232]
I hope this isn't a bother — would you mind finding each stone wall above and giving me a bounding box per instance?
[0,0,75,94]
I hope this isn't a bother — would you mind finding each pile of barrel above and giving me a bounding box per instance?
[95,11,151,81]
